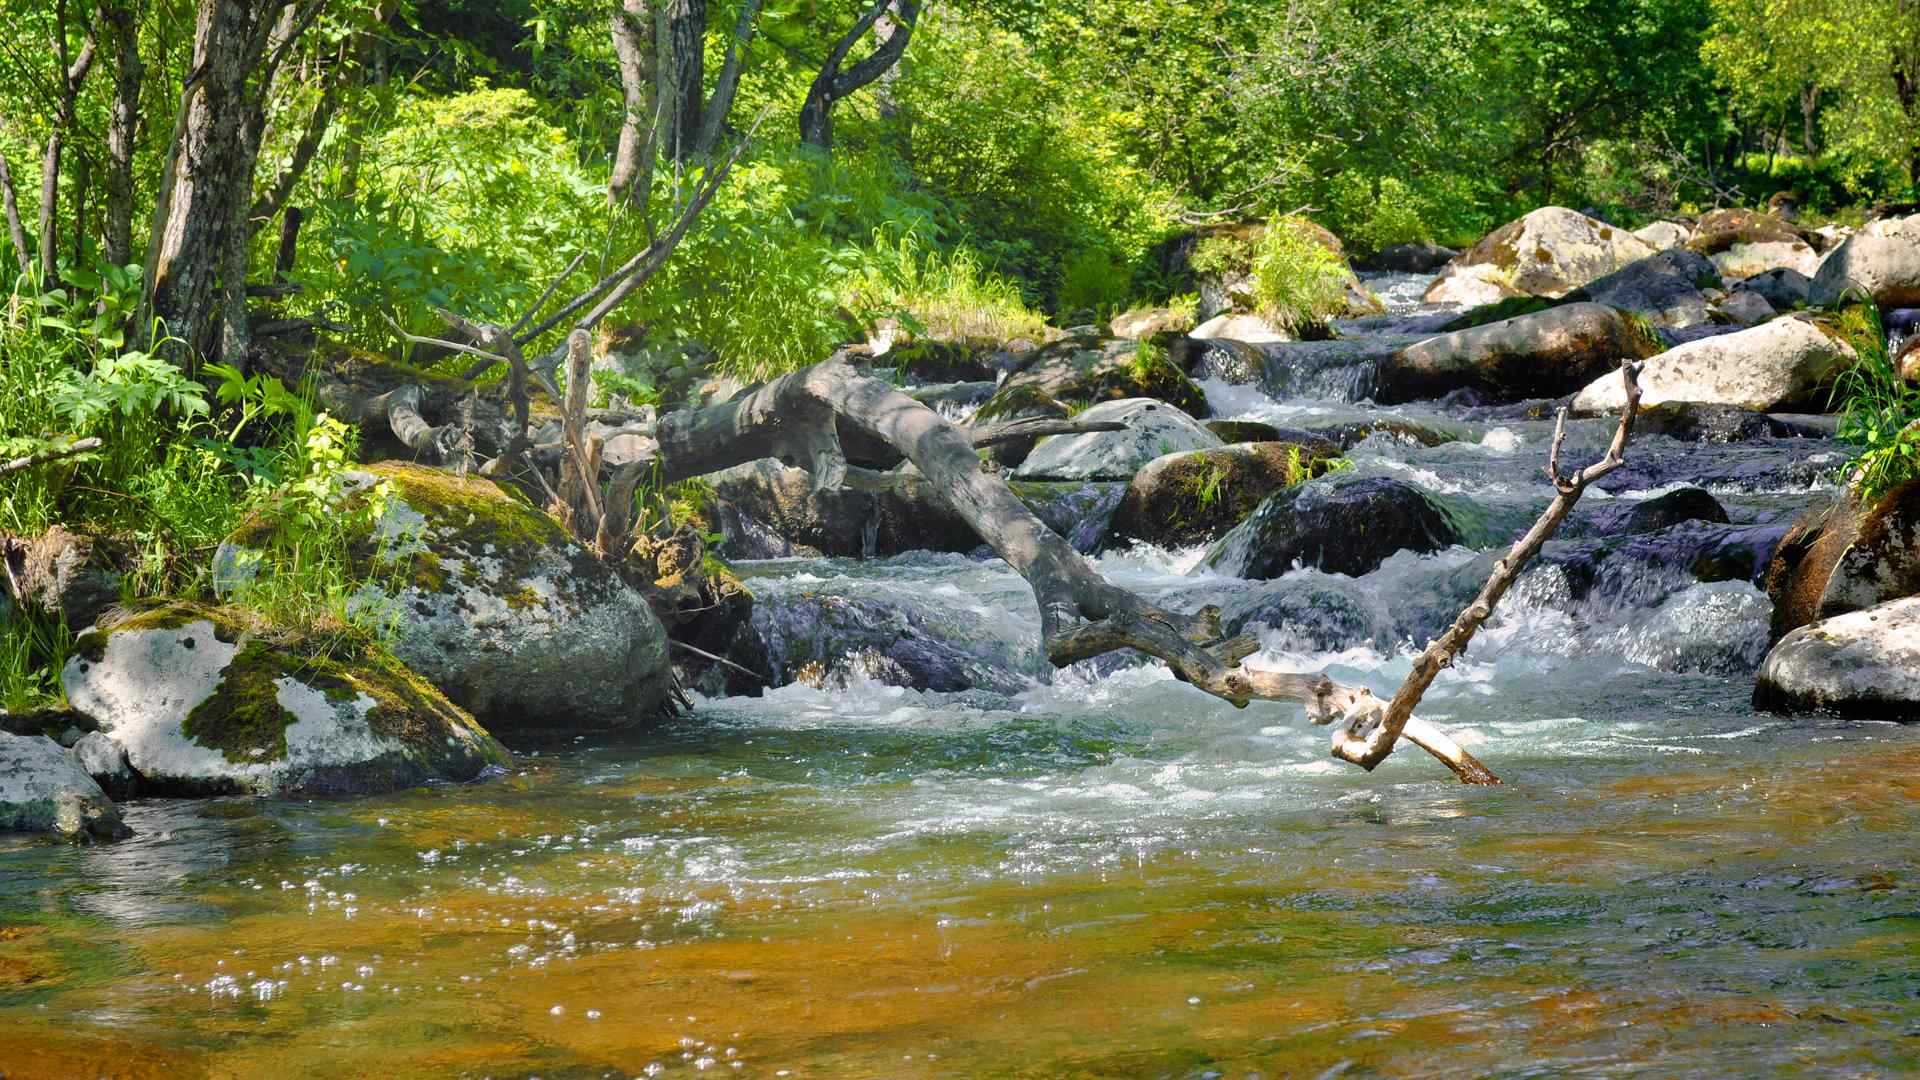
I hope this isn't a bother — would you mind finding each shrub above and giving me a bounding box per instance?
[1248,219,1354,332]
[1831,301,1920,502]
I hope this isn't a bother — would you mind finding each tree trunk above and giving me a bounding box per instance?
[609,0,656,206]
[0,141,31,277]
[101,0,146,267]
[1799,84,1819,160]
[38,5,99,284]
[798,0,920,152]
[659,0,706,162]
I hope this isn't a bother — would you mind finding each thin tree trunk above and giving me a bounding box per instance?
[609,0,655,206]
[0,141,31,277]
[38,3,100,284]
[659,0,706,162]
[101,0,146,266]
[798,0,920,151]
[691,0,762,157]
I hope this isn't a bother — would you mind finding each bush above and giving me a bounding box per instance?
[1249,219,1354,331]
[1831,302,1920,502]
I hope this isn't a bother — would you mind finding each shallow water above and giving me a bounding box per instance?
[7,286,1920,1078]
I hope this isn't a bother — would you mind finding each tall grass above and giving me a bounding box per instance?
[1830,300,1920,502]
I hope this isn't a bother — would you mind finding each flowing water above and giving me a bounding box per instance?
[5,278,1920,1078]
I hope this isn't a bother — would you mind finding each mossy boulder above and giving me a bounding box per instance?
[1686,208,1806,255]
[216,462,672,738]
[1107,442,1342,550]
[0,731,127,841]
[1755,596,1920,720]
[1425,207,1656,303]
[1763,480,1920,643]
[998,335,1210,417]
[1378,302,1664,405]
[60,603,507,797]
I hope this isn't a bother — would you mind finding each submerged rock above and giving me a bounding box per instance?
[1014,398,1222,482]
[1569,487,1729,538]
[1755,596,1920,720]
[0,731,127,841]
[1425,207,1656,301]
[217,462,672,738]
[1205,476,1471,579]
[1107,442,1341,550]
[1763,480,1920,642]
[1377,302,1662,404]
[61,604,507,797]
[1572,315,1853,413]
[1808,214,1920,309]
[748,592,1035,694]
[1631,401,1830,442]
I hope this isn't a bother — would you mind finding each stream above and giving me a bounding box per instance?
[4,275,1919,1078]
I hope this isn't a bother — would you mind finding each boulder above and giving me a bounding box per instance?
[1899,335,1920,383]
[879,340,1013,384]
[1632,221,1693,249]
[1570,487,1728,538]
[1010,480,1128,553]
[1204,476,1470,579]
[1754,596,1920,719]
[999,335,1210,417]
[216,462,673,737]
[1305,419,1459,449]
[0,731,127,841]
[1359,242,1458,273]
[1191,313,1290,343]
[1424,262,1523,307]
[1687,208,1805,254]
[1808,214,1920,309]
[1714,290,1776,326]
[1631,401,1828,442]
[1734,267,1813,310]
[1110,307,1195,340]
[1424,207,1656,301]
[707,459,978,559]
[1712,240,1821,282]
[1566,248,1719,329]
[1014,399,1222,482]
[748,593,1036,695]
[1107,442,1342,550]
[70,730,137,800]
[61,603,507,797]
[1376,302,1663,404]
[1204,419,1285,443]
[1763,480,1920,641]
[1571,315,1853,413]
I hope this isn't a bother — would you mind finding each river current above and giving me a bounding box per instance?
[3,275,1918,1078]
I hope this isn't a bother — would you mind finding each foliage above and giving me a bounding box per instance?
[1248,221,1354,332]
[1832,303,1920,501]
[851,232,1051,348]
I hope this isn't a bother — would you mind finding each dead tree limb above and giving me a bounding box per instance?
[1,437,102,476]
[1325,361,1644,774]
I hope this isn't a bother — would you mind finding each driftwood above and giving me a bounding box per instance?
[1,437,103,477]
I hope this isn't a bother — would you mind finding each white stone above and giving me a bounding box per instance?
[1756,596,1920,718]
[0,731,124,840]
[1572,315,1853,413]
[1190,313,1290,344]
[1015,399,1223,482]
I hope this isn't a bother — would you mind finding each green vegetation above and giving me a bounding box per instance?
[1831,303,1920,502]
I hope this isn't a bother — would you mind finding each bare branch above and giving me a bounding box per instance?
[1,437,102,477]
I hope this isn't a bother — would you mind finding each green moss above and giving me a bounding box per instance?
[976,382,1069,423]
[1440,295,1559,331]
[182,641,298,764]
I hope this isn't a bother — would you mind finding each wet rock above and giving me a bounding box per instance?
[61,603,507,797]
[1899,335,1920,383]
[1377,302,1663,405]
[1569,487,1728,538]
[1763,480,1920,642]
[1305,419,1459,449]
[1012,480,1127,553]
[1734,267,1813,310]
[1207,336,1423,401]
[1714,290,1776,326]
[0,526,123,630]
[708,460,980,559]
[70,730,137,800]
[880,340,1011,384]
[1632,220,1693,249]
[216,462,672,737]
[1107,442,1342,550]
[1537,522,1789,601]
[1204,419,1284,443]
[1711,241,1821,282]
[1754,596,1920,720]
[1219,577,1389,652]
[749,592,1033,694]
[1631,401,1829,442]
[999,335,1209,417]
[1358,242,1457,273]
[1191,313,1290,343]
[1015,399,1222,482]
[1204,476,1470,580]
[1425,207,1656,302]
[1572,314,1854,413]
[1110,307,1196,340]
[0,731,127,841]
[1687,208,1806,255]
[1809,214,1920,309]
[1565,248,1719,329]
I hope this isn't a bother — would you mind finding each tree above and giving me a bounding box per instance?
[798,0,919,151]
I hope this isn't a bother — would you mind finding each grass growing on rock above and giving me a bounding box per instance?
[1829,300,1920,502]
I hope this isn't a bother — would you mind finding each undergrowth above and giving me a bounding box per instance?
[1830,299,1920,502]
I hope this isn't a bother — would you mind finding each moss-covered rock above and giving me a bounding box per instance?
[1686,208,1806,255]
[998,335,1210,417]
[1107,442,1342,550]
[60,603,508,797]
[1425,207,1657,303]
[1763,479,1920,643]
[216,462,673,739]
[1378,302,1664,405]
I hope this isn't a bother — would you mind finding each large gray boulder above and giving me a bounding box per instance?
[1015,398,1222,481]
[1733,267,1813,310]
[215,462,672,738]
[1566,248,1719,329]
[1571,314,1853,413]
[1808,214,1920,308]
[1763,480,1920,641]
[1632,221,1692,249]
[0,731,127,841]
[1713,240,1820,282]
[998,335,1210,417]
[1687,208,1806,254]
[1754,596,1920,719]
[1204,476,1472,579]
[1424,207,1656,302]
[1377,302,1663,404]
[62,603,509,796]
